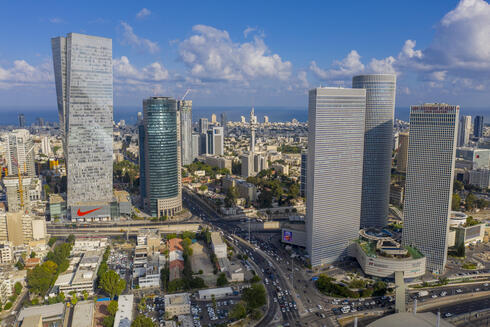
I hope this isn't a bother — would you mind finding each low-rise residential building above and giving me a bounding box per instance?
[0,273,12,304]
[198,287,234,300]
[0,241,13,263]
[56,250,102,296]
[389,184,405,206]
[211,232,227,259]
[165,293,191,317]
[71,301,94,327]
[114,294,134,327]
[236,180,257,201]
[204,155,232,172]
[272,163,289,176]
[73,237,108,253]
[17,303,66,327]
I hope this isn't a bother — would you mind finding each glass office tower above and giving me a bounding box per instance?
[178,100,193,166]
[306,87,366,267]
[51,33,113,212]
[141,97,182,217]
[353,74,396,228]
[402,104,458,273]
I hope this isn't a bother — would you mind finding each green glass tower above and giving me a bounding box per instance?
[141,97,182,217]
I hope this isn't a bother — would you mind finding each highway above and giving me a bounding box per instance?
[183,191,308,326]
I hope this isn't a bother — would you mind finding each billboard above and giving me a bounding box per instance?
[71,204,110,220]
[283,230,293,242]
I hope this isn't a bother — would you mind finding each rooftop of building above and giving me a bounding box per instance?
[165,293,190,306]
[20,314,42,327]
[17,303,65,323]
[71,301,94,327]
[114,190,130,203]
[367,312,455,327]
[198,287,233,297]
[357,229,424,260]
[210,232,224,246]
[48,194,65,203]
[168,238,183,252]
[114,294,134,327]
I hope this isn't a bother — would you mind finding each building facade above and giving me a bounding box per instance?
[397,132,409,173]
[178,100,193,166]
[300,150,307,197]
[473,115,484,139]
[6,129,36,177]
[353,74,396,228]
[51,33,113,212]
[402,104,459,273]
[199,118,208,134]
[458,115,472,147]
[306,87,366,267]
[140,97,182,217]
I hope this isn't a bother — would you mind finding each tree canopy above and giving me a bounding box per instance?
[99,270,126,299]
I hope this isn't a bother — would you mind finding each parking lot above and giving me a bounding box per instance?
[192,298,239,326]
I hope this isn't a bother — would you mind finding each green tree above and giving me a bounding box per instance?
[4,302,12,310]
[465,192,477,211]
[225,186,238,208]
[103,315,115,327]
[250,275,261,283]
[257,190,273,208]
[99,270,126,299]
[30,252,36,258]
[199,184,208,192]
[242,283,266,309]
[131,315,155,327]
[229,302,247,320]
[14,282,22,295]
[71,296,78,306]
[15,260,24,270]
[217,273,228,287]
[48,237,57,247]
[251,308,263,320]
[66,234,75,244]
[451,193,461,211]
[453,179,464,192]
[108,300,119,315]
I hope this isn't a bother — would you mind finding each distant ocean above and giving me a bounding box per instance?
[0,106,488,126]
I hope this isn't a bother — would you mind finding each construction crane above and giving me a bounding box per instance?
[181,88,191,101]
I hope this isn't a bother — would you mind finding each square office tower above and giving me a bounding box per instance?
[402,104,459,273]
[52,33,113,215]
[306,87,366,267]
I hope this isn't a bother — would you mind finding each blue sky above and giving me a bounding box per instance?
[0,0,489,112]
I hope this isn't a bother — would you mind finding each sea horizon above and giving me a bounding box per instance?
[0,105,489,127]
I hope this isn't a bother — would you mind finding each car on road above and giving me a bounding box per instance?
[445,313,453,318]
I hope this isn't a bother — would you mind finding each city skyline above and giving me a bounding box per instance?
[1,0,490,111]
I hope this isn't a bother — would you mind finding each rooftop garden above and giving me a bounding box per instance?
[404,246,424,259]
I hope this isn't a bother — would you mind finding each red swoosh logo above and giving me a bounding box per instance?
[77,207,102,216]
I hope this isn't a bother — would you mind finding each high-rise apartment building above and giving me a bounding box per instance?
[52,33,113,219]
[211,113,217,124]
[6,129,36,177]
[199,118,209,134]
[353,74,396,228]
[18,114,25,128]
[191,133,200,159]
[240,153,254,178]
[220,113,227,136]
[396,132,409,173]
[211,126,224,156]
[306,87,366,267]
[140,97,182,218]
[458,115,472,146]
[178,100,193,166]
[473,115,484,139]
[402,104,459,273]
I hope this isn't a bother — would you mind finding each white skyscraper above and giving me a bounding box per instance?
[402,104,459,273]
[306,87,366,267]
[457,115,472,147]
[52,33,113,219]
[6,129,36,177]
[178,100,193,165]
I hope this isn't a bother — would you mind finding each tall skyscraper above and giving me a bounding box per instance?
[353,74,396,228]
[220,113,227,136]
[473,115,484,139]
[138,123,146,201]
[18,114,25,128]
[396,132,409,173]
[199,118,209,134]
[402,104,459,273]
[207,126,224,156]
[211,113,217,124]
[178,100,193,166]
[7,129,36,177]
[250,107,257,153]
[140,97,182,218]
[458,115,472,147]
[264,116,269,124]
[191,133,200,160]
[306,87,366,267]
[52,33,113,218]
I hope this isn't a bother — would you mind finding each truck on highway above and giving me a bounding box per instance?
[418,290,429,297]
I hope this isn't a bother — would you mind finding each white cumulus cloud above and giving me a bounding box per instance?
[0,60,52,89]
[136,8,151,19]
[119,22,159,54]
[178,25,291,83]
